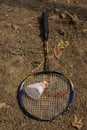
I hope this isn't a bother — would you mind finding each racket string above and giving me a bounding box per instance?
[22,73,71,120]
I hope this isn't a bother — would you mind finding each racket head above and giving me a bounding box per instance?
[18,71,74,121]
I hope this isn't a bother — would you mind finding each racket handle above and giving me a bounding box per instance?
[43,11,49,41]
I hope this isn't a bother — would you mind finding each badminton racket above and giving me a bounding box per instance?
[18,11,74,121]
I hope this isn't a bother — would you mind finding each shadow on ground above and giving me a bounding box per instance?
[0,0,87,20]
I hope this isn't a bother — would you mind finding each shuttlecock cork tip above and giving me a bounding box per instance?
[42,81,48,88]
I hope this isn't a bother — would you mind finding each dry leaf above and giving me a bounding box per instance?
[54,49,63,59]
[72,114,83,130]
[82,29,87,32]
[54,40,69,59]
[49,15,57,20]
[50,0,57,3]
[5,22,12,27]
[59,13,67,19]
[57,28,66,36]
[12,24,20,30]
[67,0,70,3]
[57,40,69,49]
[72,14,79,25]
[28,24,33,28]
[0,103,10,109]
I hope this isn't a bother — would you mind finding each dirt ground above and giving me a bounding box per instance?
[0,0,87,130]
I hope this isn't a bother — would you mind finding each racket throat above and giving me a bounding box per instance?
[44,57,49,72]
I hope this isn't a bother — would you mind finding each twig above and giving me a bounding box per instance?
[31,61,44,73]
[7,50,22,55]
[31,54,54,73]
[64,11,79,25]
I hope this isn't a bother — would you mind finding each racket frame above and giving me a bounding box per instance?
[18,71,74,121]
